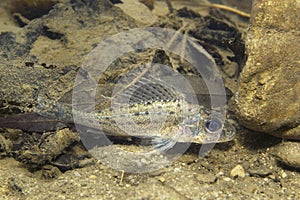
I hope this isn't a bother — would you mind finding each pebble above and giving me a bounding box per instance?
[74,171,81,177]
[158,176,166,183]
[281,172,288,179]
[223,177,231,182]
[217,171,224,176]
[223,62,239,78]
[230,165,245,178]
[174,168,181,173]
[248,167,272,178]
[89,175,97,179]
[271,142,300,169]
[149,169,165,177]
[195,173,217,184]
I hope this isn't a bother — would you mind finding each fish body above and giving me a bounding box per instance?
[36,95,236,144]
[36,65,235,144]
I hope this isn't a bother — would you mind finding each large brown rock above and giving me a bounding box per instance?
[235,0,300,139]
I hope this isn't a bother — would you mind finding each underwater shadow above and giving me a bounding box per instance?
[238,126,282,150]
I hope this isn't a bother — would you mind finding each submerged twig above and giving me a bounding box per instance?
[119,170,124,185]
[165,0,174,13]
[205,3,251,18]
[167,0,250,18]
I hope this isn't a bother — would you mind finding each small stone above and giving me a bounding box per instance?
[195,173,217,184]
[149,169,165,177]
[281,172,288,179]
[41,165,62,179]
[89,175,97,179]
[268,174,276,180]
[174,168,181,173]
[268,174,280,182]
[249,167,272,178]
[74,171,81,177]
[217,171,224,176]
[271,142,300,169]
[158,176,166,183]
[223,62,238,78]
[223,177,231,182]
[230,164,245,178]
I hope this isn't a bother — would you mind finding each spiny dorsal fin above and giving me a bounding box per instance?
[112,63,182,106]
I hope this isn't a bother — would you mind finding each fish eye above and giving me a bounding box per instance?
[205,118,223,133]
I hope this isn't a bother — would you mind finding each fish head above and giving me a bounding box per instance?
[179,110,236,144]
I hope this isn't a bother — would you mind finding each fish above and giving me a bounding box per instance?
[35,75,236,147]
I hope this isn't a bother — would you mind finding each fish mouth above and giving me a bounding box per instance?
[216,120,236,143]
